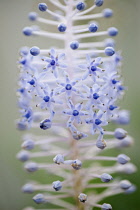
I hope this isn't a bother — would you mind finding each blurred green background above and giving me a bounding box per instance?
[0,0,139,210]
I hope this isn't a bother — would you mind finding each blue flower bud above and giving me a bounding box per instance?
[104,38,115,48]
[58,23,67,32]
[17,151,30,162]
[53,154,64,164]
[22,139,35,150]
[30,46,40,56]
[76,2,86,11]
[96,139,106,149]
[20,46,29,56]
[116,110,130,125]
[120,180,132,190]
[102,203,112,210]
[89,23,98,32]
[71,159,82,170]
[38,3,48,12]
[117,154,130,165]
[22,183,34,193]
[24,162,38,172]
[28,12,38,21]
[108,27,118,36]
[114,128,127,140]
[125,185,136,194]
[103,9,113,18]
[70,41,79,50]
[33,193,46,204]
[52,181,62,191]
[117,163,137,174]
[78,193,87,202]
[23,27,33,36]
[40,119,52,130]
[16,121,28,130]
[95,0,104,7]
[100,173,113,183]
[118,137,133,148]
[105,47,115,56]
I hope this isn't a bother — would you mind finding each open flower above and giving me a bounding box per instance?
[42,48,67,78]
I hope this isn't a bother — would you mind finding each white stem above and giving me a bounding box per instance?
[79,41,104,48]
[74,28,89,34]
[47,9,65,21]
[75,31,108,39]
[48,0,66,11]
[32,30,65,40]
[86,156,117,161]
[76,5,96,16]
[73,13,103,21]
[37,17,59,26]
[74,49,105,55]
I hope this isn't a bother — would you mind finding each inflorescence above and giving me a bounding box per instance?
[17,1,136,210]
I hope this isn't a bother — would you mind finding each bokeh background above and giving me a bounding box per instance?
[0,0,139,210]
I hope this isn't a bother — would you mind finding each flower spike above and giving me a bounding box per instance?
[17,1,136,210]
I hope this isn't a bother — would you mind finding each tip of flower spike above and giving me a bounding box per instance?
[22,27,33,36]
[22,183,34,193]
[30,46,40,56]
[117,154,130,165]
[102,203,112,210]
[70,41,79,50]
[103,8,113,18]
[78,193,87,202]
[120,180,132,190]
[76,2,86,11]
[17,150,30,162]
[108,27,118,36]
[58,23,67,32]
[24,162,38,172]
[28,12,38,21]
[89,23,98,33]
[21,139,35,150]
[114,128,127,140]
[33,193,46,204]
[38,3,48,12]
[95,0,104,7]
[100,173,113,183]
[105,47,115,56]
[52,181,62,191]
[40,119,52,130]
